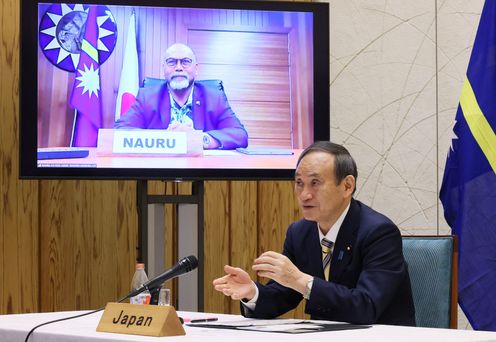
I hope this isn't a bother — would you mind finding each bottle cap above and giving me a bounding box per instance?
[136,263,145,269]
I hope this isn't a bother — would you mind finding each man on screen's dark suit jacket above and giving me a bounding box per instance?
[244,198,416,326]
[114,81,248,150]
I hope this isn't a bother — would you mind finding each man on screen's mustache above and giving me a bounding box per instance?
[114,43,248,150]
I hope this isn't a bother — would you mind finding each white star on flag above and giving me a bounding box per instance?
[75,63,100,98]
[449,119,458,153]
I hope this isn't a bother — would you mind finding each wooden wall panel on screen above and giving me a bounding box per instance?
[37,55,53,147]
[151,8,163,78]
[142,7,157,89]
[236,101,292,147]
[203,181,231,314]
[190,30,290,65]
[164,11,176,76]
[288,13,314,148]
[229,181,258,314]
[47,69,70,147]
[199,65,290,102]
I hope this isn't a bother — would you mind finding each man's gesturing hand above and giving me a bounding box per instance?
[212,265,257,301]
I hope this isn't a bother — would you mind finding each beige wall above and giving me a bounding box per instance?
[323,0,483,236]
[321,0,484,328]
[0,0,484,329]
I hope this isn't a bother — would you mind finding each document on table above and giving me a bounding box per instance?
[187,318,370,334]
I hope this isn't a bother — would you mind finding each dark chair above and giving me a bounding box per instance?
[402,235,458,328]
[142,77,223,91]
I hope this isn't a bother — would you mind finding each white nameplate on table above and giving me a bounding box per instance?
[97,129,203,157]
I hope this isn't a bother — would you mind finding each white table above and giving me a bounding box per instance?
[1,310,495,342]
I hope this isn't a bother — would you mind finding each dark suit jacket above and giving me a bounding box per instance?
[244,199,416,326]
[113,81,248,150]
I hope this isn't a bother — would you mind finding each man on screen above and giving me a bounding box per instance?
[213,141,416,326]
[114,43,248,150]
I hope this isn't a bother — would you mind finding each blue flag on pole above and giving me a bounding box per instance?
[439,0,496,331]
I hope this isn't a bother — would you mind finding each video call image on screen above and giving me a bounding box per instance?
[32,1,327,175]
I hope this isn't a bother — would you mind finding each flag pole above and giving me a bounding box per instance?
[70,108,78,147]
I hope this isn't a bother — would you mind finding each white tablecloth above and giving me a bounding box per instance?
[1,310,495,342]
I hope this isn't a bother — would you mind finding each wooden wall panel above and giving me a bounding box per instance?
[39,180,137,311]
[203,181,230,314]
[229,181,258,314]
[0,0,39,315]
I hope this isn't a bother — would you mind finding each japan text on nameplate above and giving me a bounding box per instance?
[96,302,185,337]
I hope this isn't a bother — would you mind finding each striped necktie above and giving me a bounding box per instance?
[321,238,334,281]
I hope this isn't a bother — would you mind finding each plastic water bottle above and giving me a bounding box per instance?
[130,263,151,305]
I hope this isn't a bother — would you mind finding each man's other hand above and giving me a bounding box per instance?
[212,265,257,301]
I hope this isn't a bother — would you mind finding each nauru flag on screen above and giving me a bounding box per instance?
[70,5,102,147]
[115,11,139,121]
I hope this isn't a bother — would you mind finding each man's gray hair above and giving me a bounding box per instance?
[296,141,357,192]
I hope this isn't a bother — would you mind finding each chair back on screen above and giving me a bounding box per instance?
[402,235,458,328]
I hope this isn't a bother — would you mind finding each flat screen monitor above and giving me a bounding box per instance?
[20,0,330,180]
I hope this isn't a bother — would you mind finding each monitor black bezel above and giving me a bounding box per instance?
[19,0,330,180]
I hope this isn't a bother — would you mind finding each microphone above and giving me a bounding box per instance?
[128,255,198,298]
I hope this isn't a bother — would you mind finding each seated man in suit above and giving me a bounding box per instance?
[213,141,416,326]
[114,43,248,150]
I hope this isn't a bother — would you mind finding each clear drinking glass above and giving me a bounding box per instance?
[158,286,171,306]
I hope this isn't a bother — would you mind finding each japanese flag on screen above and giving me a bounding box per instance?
[115,11,139,121]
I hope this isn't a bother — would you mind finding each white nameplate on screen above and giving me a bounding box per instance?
[96,129,203,157]
[113,130,187,154]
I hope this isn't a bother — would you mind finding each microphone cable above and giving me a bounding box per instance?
[24,293,132,342]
